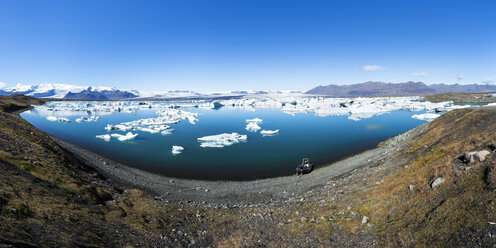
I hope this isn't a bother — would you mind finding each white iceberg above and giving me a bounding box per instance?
[411,113,441,121]
[110,132,138,141]
[57,117,71,123]
[46,116,58,121]
[161,129,173,135]
[46,116,71,123]
[197,133,247,148]
[103,109,198,135]
[76,116,100,123]
[95,134,111,141]
[246,122,261,132]
[172,145,184,154]
[246,118,263,123]
[260,129,279,136]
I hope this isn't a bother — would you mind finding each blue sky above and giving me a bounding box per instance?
[0,0,495,91]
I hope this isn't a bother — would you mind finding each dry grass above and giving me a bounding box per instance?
[354,108,496,247]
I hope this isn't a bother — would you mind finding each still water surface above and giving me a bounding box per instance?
[21,106,427,180]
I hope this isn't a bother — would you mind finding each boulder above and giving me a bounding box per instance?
[362,216,370,224]
[464,150,491,163]
[474,150,491,162]
[431,177,445,188]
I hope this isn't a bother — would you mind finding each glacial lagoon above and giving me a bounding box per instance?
[20,97,458,180]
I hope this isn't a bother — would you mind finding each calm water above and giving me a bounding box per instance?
[21,105,427,180]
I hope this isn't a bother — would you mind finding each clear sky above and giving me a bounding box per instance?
[0,0,495,91]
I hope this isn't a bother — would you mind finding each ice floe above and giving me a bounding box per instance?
[260,129,279,136]
[411,113,441,121]
[103,109,198,135]
[46,116,71,123]
[197,133,247,148]
[32,95,471,123]
[246,122,261,132]
[246,118,263,123]
[172,145,184,154]
[215,96,461,121]
[76,116,100,123]
[58,117,71,123]
[110,132,138,141]
[95,134,111,141]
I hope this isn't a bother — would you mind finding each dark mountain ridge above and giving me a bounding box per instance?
[306,81,496,97]
[64,89,138,100]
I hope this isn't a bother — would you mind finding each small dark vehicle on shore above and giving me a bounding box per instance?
[296,158,314,175]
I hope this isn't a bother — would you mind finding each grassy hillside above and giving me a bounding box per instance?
[356,107,496,246]
[425,92,496,104]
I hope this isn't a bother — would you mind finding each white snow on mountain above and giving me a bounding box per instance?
[2,83,90,98]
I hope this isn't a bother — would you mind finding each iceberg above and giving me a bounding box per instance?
[95,134,111,141]
[46,116,71,123]
[246,118,263,123]
[46,116,58,121]
[197,133,247,148]
[260,129,279,136]
[411,113,441,121]
[58,117,71,123]
[172,145,184,154]
[246,122,261,132]
[76,116,100,123]
[102,108,197,135]
[110,132,138,141]
[161,129,173,135]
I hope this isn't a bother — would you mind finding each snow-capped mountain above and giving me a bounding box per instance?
[0,83,138,99]
[0,82,303,100]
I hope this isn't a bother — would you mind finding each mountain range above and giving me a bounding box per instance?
[306,81,496,97]
[0,83,302,100]
[1,82,495,100]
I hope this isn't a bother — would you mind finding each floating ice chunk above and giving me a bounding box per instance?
[46,116,71,123]
[58,117,71,123]
[96,134,111,141]
[484,102,496,107]
[76,116,100,123]
[199,101,224,109]
[260,129,279,135]
[197,133,247,148]
[411,113,440,121]
[161,129,173,135]
[434,105,471,112]
[111,132,138,141]
[46,116,58,121]
[246,122,261,132]
[246,118,263,123]
[172,145,184,154]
